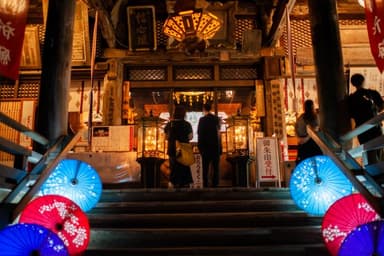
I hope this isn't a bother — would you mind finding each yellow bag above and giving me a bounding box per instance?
[175,140,195,166]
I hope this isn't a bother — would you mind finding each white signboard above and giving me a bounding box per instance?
[190,153,203,188]
[92,125,135,152]
[256,137,281,186]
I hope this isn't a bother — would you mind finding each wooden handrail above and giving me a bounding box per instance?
[340,111,384,142]
[0,112,49,146]
[11,129,84,219]
[0,137,32,156]
[307,126,384,217]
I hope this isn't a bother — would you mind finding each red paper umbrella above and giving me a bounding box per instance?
[19,194,90,255]
[321,193,380,256]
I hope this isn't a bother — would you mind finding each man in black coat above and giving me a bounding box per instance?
[197,103,222,187]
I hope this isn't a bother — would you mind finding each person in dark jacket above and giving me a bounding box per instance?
[347,73,384,165]
[164,105,194,188]
[197,103,222,187]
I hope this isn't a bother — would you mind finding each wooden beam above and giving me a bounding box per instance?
[264,0,295,47]
[129,80,255,89]
[88,0,117,48]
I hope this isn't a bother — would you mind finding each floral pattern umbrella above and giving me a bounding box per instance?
[0,223,68,256]
[40,158,102,212]
[338,220,384,256]
[19,194,90,255]
[290,155,354,216]
[321,193,380,256]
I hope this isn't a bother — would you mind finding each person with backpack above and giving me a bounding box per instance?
[347,73,384,165]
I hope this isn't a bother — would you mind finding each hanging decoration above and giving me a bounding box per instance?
[321,193,380,256]
[163,9,222,54]
[39,158,102,212]
[19,194,90,255]
[173,91,214,106]
[289,155,354,216]
[0,0,29,79]
[0,223,68,256]
[364,0,384,73]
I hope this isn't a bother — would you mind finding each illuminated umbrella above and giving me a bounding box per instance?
[0,223,68,256]
[338,220,384,256]
[321,193,380,256]
[40,158,102,212]
[19,194,90,255]
[289,155,353,216]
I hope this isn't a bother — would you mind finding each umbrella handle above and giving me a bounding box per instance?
[73,160,82,181]
[310,158,321,183]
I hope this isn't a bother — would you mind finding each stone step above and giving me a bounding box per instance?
[90,199,299,214]
[99,188,292,202]
[86,188,327,255]
[85,245,328,256]
[88,211,322,228]
[88,226,323,248]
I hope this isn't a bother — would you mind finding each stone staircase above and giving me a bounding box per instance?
[85,187,329,256]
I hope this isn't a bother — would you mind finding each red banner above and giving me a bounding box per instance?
[365,0,384,73]
[0,1,29,80]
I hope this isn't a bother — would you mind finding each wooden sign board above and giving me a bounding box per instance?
[127,6,157,51]
[256,137,281,186]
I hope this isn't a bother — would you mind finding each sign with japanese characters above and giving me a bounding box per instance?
[256,137,281,183]
[0,1,29,80]
[364,0,384,73]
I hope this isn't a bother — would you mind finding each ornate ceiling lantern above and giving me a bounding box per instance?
[163,8,222,54]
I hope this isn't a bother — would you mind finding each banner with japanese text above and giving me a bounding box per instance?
[0,1,29,80]
[256,137,281,184]
[364,0,384,73]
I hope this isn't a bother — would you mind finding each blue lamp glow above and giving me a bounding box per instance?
[338,220,384,255]
[40,159,102,212]
[0,223,68,256]
[289,155,354,216]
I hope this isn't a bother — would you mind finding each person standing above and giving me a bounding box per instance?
[164,105,194,188]
[347,73,384,165]
[197,103,222,188]
[295,99,323,165]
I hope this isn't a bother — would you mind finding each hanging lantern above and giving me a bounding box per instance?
[136,112,167,159]
[225,112,253,156]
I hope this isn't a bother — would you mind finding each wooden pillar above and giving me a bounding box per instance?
[308,0,350,140]
[35,0,76,149]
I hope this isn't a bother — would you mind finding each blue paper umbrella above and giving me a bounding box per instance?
[40,158,102,212]
[0,223,68,256]
[289,155,353,216]
[338,220,384,256]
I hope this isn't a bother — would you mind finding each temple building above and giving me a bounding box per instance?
[0,0,383,255]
